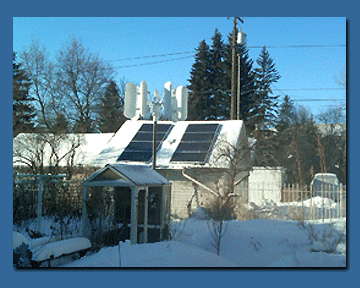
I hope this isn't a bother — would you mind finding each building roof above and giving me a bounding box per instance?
[13,120,252,171]
[315,123,346,136]
[13,132,114,168]
[83,163,171,187]
[90,120,251,170]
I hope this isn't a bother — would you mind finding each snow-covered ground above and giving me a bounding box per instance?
[59,217,346,268]
[14,210,346,268]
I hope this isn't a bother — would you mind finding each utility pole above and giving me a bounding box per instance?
[237,54,241,120]
[152,90,161,170]
[230,17,244,120]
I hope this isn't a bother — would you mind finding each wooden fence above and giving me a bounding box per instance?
[247,182,346,221]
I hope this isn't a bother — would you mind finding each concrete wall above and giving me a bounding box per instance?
[158,168,249,218]
[248,167,285,204]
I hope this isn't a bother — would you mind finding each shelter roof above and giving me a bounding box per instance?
[83,163,171,187]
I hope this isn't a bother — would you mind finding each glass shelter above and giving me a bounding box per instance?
[82,164,171,245]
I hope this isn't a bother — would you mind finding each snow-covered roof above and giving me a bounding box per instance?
[84,163,171,187]
[315,123,346,136]
[13,132,115,167]
[90,120,251,170]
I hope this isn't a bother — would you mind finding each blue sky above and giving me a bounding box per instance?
[13,17,346,119]
[6,8,359,288]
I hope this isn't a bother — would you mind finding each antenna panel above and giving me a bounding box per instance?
[124,82,137,119]
[176,86,188,121]
[163,81,172,120]
[140,81,148,117]
[171,89,178,122]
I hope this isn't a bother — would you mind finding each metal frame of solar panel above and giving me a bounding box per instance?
[170,123,221,163]
[117,123,173,162]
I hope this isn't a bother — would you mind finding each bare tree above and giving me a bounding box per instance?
[21,41,54,130]
[21,37,115,133]
[13,132,83,178]
[204,139,252,255]
[57,37,114,132]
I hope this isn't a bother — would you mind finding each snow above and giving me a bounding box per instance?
[13,231,31,249]
[32,237,91,261]
[90,119,246,169]
[13,198,346,268]
[13,133,114,167]
[13,197,346,268]
[63,240,237,268]
[248,197,345,220]
[58,217,345,268]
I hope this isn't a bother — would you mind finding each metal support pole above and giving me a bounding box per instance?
[237,54,241,120]
[152,118,158,170]
[130,187,138,244]
[231,17,237,120]
[144,187,148,243]
[81,186,88,238]
[37,177,44,233]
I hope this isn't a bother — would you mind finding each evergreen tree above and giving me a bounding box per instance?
[52,112,70,134]
[275,95,296,133]
[224,32,257,128]
[13,52,35,137]
[188,30,256,124]
[253,46,281,128]
[98,80,126,133]
[208,29,227,119]
[274,101,320,184]
[187,40,212,120]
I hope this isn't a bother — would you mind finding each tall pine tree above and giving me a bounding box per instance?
[187,40,212,120]
[188,29,259,125]
[223,32,257,128]
[253,46,281,129]
[208,29,227,119]
[275,95,295,133]
[13,52,35,137]
[98,80,126,133]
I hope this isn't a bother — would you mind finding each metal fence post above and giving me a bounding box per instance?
[81,185,88,238]
[37,176,44,233]
[340,184,343,218]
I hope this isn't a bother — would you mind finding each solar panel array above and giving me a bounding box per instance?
[170,123,220,163]
[117,123,173,162]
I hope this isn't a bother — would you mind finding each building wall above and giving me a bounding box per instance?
[248,167,286,204]
[158,168,249,219]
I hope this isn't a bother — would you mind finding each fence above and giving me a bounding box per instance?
[13,176,83,227]
[247,182,346,221]
[13,175,118,245]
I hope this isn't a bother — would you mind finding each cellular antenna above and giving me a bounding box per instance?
[163,81,172,120]
[124,82,138,120]
[176,86,188,121]
[140,81,148,117]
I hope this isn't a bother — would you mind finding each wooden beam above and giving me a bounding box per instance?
[144,187,148,243]
[81,186,88,238]
[37,177,44,233]
[130,187,138,244]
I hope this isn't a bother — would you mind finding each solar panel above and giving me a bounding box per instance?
[170,123,220,163]
[117,123,173,162]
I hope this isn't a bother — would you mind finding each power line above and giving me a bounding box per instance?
[248,44,346,49]
[108,44,345,63]
[108,51,194,62]
[273,88,345,92]
[113,55,194,69]
[292,98,345,102]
